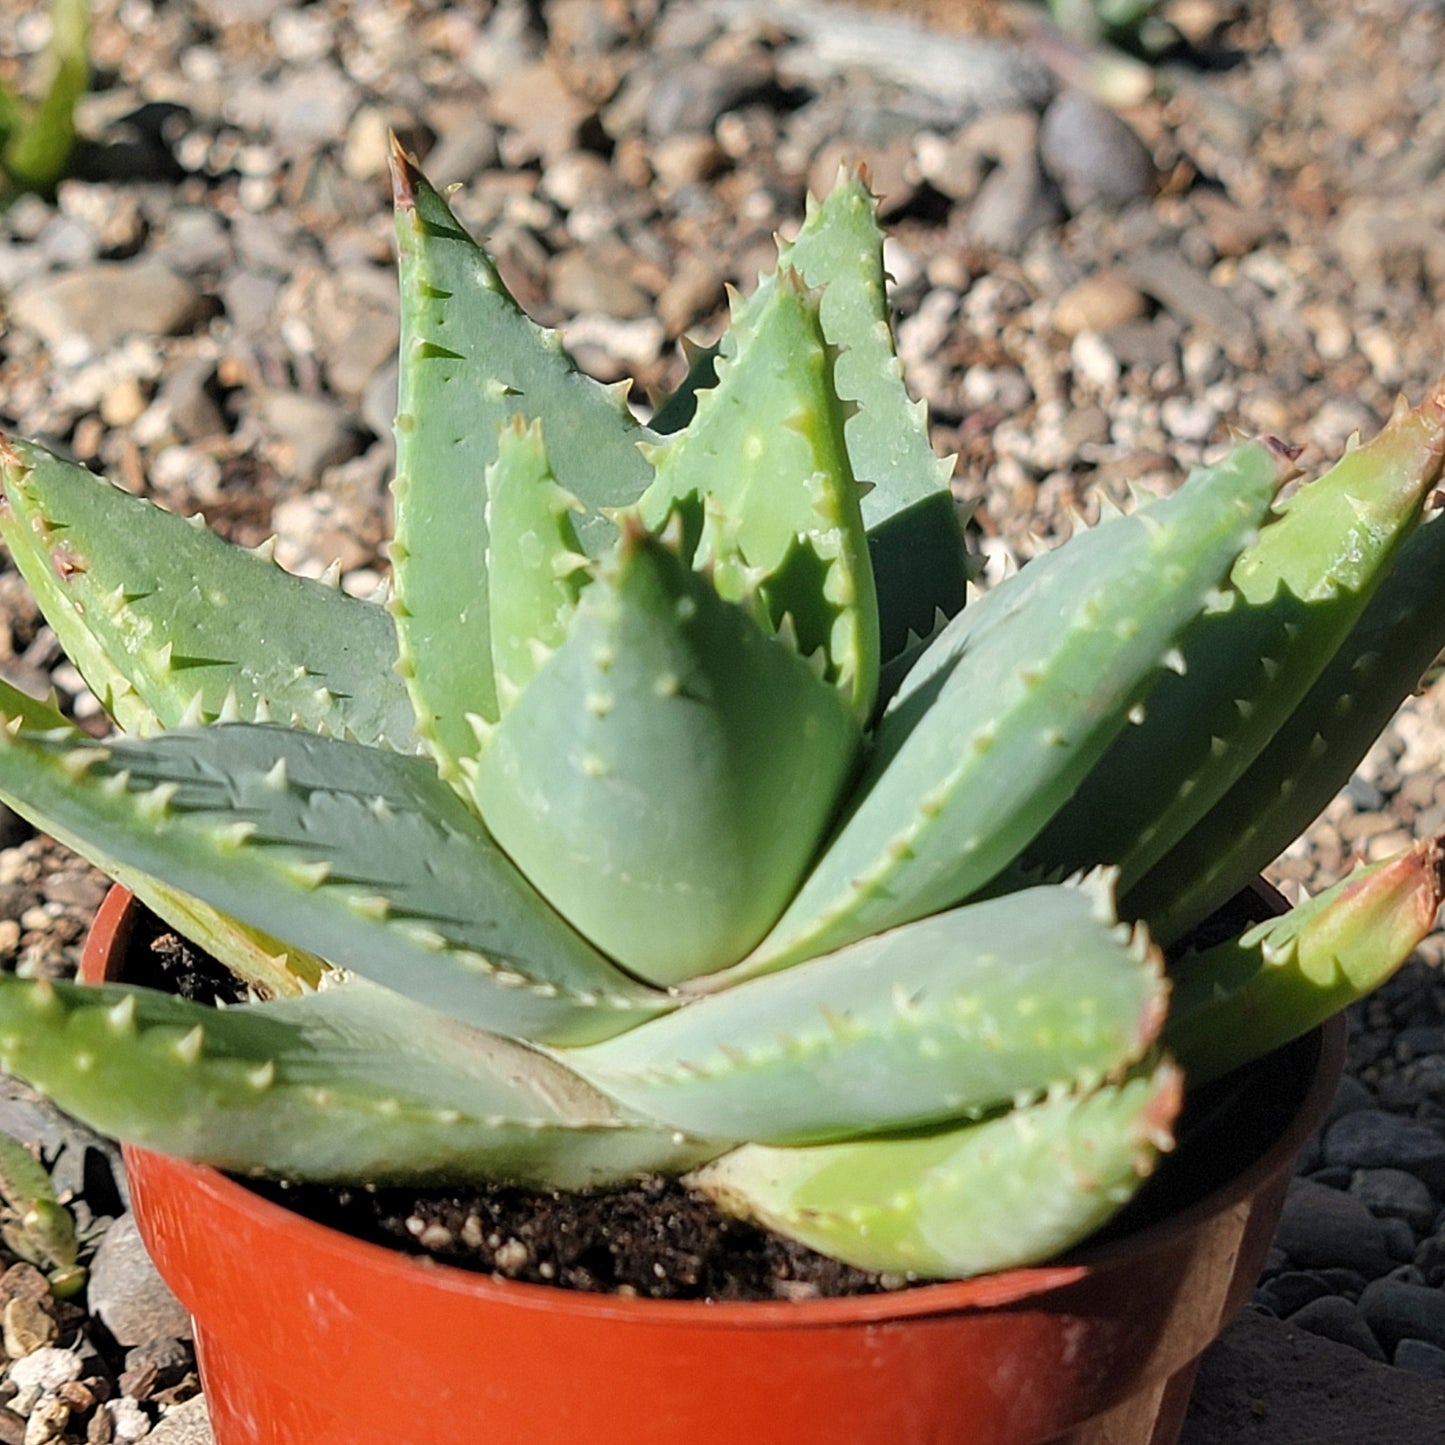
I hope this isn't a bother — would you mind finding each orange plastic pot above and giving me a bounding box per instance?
[83,886,1343,1445]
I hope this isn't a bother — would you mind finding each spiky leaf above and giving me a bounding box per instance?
[0,436,415,749]
[388,143,654,767]
[636,271,880,717]
[690,1063,1180,1277]
[742,438,1290,976]
[483,417,590,705]
[1131,508,1445,942]
[0,714,666,1044]
[1023,388,1445,893]
[471,525,861,984]
[1166,840,1443,1087]
[568,878,1164,1144]
[0,976,713,1189]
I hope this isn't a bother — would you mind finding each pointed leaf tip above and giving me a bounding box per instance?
[388,132,418,210]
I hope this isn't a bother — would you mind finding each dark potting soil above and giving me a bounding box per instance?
[126,910,891,1302]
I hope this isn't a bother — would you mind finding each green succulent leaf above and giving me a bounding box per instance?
[0,1130,79,1289]
[1131,505,1445,943]
[0,712,666,1044]
[471,524,861,984]
[0,975,714,1189]
[0,435,415,749]
[1023,388,1445,895]
[771,168,970,663]
[484,417,591,706]
[388,143,654,769]
[0,678,321,995]
[689,1061,1181,1278]
[742,437,1291,976]
[0,0,88,197]
[1166,839,1443,1087]
[636,270,880,718]
[568,876,1165,1144]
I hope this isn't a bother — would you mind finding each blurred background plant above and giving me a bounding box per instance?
[0,0,90,202]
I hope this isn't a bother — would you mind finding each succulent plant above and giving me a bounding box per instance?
[0,0,89,201]
[0,144,1442,1281]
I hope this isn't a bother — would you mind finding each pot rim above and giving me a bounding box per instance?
[87,884,1343,1329]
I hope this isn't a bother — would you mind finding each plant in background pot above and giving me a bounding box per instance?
[0,143,1444,1443]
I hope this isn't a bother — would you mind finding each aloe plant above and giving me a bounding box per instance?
[0,0,89,200]
[0,145,1440,1281]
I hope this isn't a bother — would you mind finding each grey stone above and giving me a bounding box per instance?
[643,57,775,138]
[220,270,283,337]
[1254,1269,1332,1318]
[147,1397,215,1445]
[965,151,1064,254]
[1328,1074,1377,1124]
[157,209,233,276]
[227,64,360,149]
[1125,248,1258,357]
[5,1345,83,1393]
[1324,1109,1445,1192]
[12,262,201,354]
[1288,1295,1387,1361]
[86,1214,191,1347]
[1384,1216,1420,1261]
[361,357,398,445]
[146,1396,214,1445]
[1181,1309,1445,1444]
[150,358,227,444]
[257,391,364,483]
[1350,1167,1437,1232]
[1396,1337,1445,1375]
[1273,1178,1391,1276]
[1358,1276,1445,1352]
[1038,90,1155,214]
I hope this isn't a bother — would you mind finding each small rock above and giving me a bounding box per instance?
[550,246,652,320]
[21,1396,68,1445]
[101,1398,151,1445]
[1395,1338,1445,1376]
[3,1296,58,1358]
[1069,333,1121,390]
[146,1396,213,1445]
[1038,91,1155,213]
[1383,1216,1419,1261]
[1288,1295,1387,1361]
[86,1214,191,1347]
[1052,272,1147,336]
[651,134,726,190]
[1350,1168,1437,1232]
[965,150,1064,254]
[1273,1178,1391,1276]
[643,56,774,139]
[272,486,378,578]
[257,390,364,483]
[341,105,394,181]
[6,1347,82,1393]
[1324,1110,1445,1192]
[1160,396,1219,444]
[1253,1269,1332,1318]
[12,264,201,355]
[120,1337,193,1399]
[147,359,227,445]
[490,60,595,165]
[284,263,399,399]
[1358,1276,1445,1352]
[219,271,283,337]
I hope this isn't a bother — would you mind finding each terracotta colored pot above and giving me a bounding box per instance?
[83,886,1343,1445]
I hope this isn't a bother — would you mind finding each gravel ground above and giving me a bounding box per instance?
[2,0,1445,1439]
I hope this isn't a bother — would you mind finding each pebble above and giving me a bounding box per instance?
[1350,1167,1438,1233]
[1272,1178,1391,1276]
[1394,1338,1445,1376]
[642,56,774,138]
[965,150,1064,254]
[1037,91,1156,214]
[6,1346,83,1393]
[3,1297,58,1358]
[12,264,202,356]
[1358,1277,1445,1353]
[86,1214,192,1348]
[1052,272,1148,337]
[256,390,364,483]
[1288,1295,1387,1362]
[1323,1110,1445,1193]
[101,1398,152,1444]
[146,1397,214,1445]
